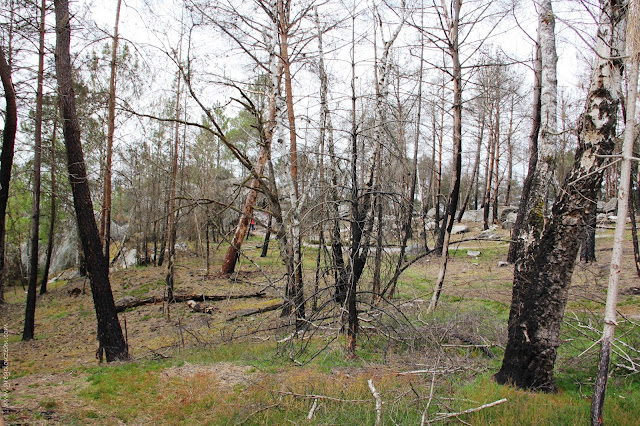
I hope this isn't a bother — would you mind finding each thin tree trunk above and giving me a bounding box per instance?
[383,27,423,299]
[591,30,637,425]
[260,214,272,258]
[507,38,542,264]
[427,0,463,314]
[505,98,515,206]
[631,167,640,277]
[220,8,282,275]
[165,65,181,301]
[580,211,597,262]
[40,108,58,294]
[278,0,305,327]
[0,40,17,305]
[484,112,496,230]
[23,0,46,340]
[99,0,122,262]
[54,0,128,361]
[457,112,484,222]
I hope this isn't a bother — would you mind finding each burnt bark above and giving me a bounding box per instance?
[23,0,47,341]
[0,43,17,305]
[54,0,128,361]
[580,210,597,263]
[427,0,463,314]
[507,41,542,263]
[496,0,623,391]
[40,114,58,294]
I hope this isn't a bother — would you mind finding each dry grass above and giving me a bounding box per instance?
[2,223,639,424]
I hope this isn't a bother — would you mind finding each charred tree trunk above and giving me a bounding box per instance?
[496,0,623,391]
[54,0,128,361]
[0,42,17,305]
[40,110,58,294]
[23,0,46,341]
[507,39,542,264]
[580,210,597,263]
[427,0,463,314]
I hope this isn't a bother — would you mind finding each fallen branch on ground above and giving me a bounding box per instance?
[226,302,283,321]
[115,291,266,312]
[425,398,507,424]
[368,379,382,426]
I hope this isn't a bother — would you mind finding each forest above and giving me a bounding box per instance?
[1,0,640,424]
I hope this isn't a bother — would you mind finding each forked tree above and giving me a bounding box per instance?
[495,0,625,392]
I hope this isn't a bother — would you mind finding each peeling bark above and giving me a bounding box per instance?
[496,0,624,391]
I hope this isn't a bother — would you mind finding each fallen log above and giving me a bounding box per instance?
[226,302,283,322]
[115,291,266,312]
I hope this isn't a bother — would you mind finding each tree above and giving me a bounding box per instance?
[426,0,463,314]
[23,0,47,341]
[98,0,123,261]
[0,44,17,306]
[591,1,638,421]
[54,0,128,361]
[495,0,625,392]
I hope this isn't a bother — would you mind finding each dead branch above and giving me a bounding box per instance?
[226,302,284,321]
[425,398,508,424]
[368,379,383,426]
[115,292,266,312]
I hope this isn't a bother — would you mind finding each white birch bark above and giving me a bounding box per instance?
[592,3,637,422]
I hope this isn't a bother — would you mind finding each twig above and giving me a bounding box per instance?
[368,379,382,426]
[307,398,318,420]
[420,370,438,426]
[426,398,508,424]
[277,391,370,403]
[398,367,464,376]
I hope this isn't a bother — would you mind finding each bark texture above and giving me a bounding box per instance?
[507,0,557,263]
[0,46,17,305]
[427,0,462,314]
[54,0,128,361]
[496,0,624,391]
[23,0,46,340]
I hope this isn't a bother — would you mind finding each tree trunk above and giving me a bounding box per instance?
[457,112,484,222]
[99,0,122,261]
[220,7,282,275]
[40,109,58,294]
[23,0,46,341]
[54,0,128,361]
[427,0,463,314]
[0,41,17,305]
[507,38,542,264]
[383,27,423,299]
[591,25,637,424]
[483,111,497,230]
[630,168,640,277]
[580,211,597,262]
[495,0,623,391]
[260,213,272,258]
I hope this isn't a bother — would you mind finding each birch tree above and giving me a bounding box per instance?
[495,0,625,391]
[591,1,638,421]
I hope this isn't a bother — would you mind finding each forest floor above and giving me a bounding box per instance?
[2,222,640,424]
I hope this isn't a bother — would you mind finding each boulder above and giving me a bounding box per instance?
[426,204,445,219]
[451,224,470,235]
[477,229,499,239]
[600,198,617,213]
